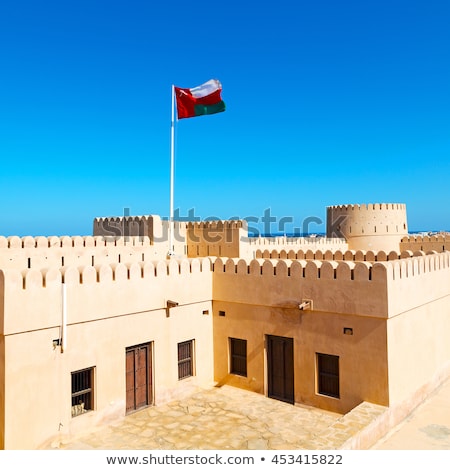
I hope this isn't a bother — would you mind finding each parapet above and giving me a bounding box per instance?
[93,215,163,239]
[256,248,419,263]
[1,257,213,291]
[212,257,385,282]
[186,220,246,230]
[0,235,152,249]
[327,203,407,212]
[400,234,450,253]
[326,203,408,252]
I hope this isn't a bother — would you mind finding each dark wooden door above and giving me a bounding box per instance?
[267,335,294,404]
[126,343,152,414]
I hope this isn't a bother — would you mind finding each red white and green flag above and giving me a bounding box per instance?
[174,79,225,119]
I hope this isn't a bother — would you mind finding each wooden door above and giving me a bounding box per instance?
[126,343,152,414]
[267,335,294,404]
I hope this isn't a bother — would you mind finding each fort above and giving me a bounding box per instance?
[1,202,450,449]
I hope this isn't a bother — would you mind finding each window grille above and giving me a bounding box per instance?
[178,340,194,380]
[71,367,94,417]
[230,338,247,377]
[317,353,339,398]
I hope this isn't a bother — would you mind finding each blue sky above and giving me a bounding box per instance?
[1,0,449,236]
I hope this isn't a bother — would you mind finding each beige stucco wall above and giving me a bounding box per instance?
[212,258,389,414]
[0,258,214,449]
[0,333,4,450]
[213,301,389,414]
[187,221,246,258]
[400,234,449,253]
[2,218,450,449]
[92,216,187,258]
[327,203,408,252]
[384,253,450,405]
[0,235,164,271]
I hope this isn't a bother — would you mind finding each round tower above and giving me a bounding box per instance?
[326,203,408,253]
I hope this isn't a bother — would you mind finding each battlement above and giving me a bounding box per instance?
[326,202,408,252]
[218,251,450,281]
[0,235,152,249]
[213,257,384,282]
[94,216,151,238]
[400,234,450,253]
[256,248,426,262]
[213,258,386,281]
[186,220,246,230]
[1,257,212,289]
[0,257,214,336]
[212,251,450,318]
[248,236,347,247]
[327,203,407,212]
[384,251,450,281]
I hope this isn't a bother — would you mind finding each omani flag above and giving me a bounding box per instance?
[174,79,225,119]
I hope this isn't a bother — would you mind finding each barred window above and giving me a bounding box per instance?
[230,338,247,377]
[178,340,194,380]
[317,353,339,398]
[71,367,94,417]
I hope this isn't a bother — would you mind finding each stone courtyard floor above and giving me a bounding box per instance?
[48,377,450,450]
[52,385,349,450]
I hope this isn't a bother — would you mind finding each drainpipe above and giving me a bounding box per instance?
[61,281,67,353]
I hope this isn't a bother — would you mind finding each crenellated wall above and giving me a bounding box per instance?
[248,236,348,255]
[0,257,214,449]
[382,251,450,406]
[0,235,167,270]
[186,220,247,258]
[93,215,187,257]
[2,206,450,448]
[256,248,421,262]
[211,252,450,414]
[400,234,450,253]
[327,203,408,252]
[91,215,349,261]
[212,257,390,414]
[212,257,388,316]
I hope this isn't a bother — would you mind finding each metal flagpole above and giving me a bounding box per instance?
[168,84,175,257]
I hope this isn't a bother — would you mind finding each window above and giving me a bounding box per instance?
[317,353,339,398]
[230,338,247,376]
[71,367,94,417]
[178,340,194,380]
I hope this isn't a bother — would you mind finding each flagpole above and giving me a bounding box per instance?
[169,84,175,257]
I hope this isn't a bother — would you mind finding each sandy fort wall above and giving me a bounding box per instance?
[93,215,187,257]
[327,203,408,252]
[0,235,163,270]
[0,258,214,449]
[381,252,450,406]
[91,215,349,260]
[212,252,450,413]
[212,257,389,414]
[186,220,246,258]
[400,234,450,252]
[255,247,422,262]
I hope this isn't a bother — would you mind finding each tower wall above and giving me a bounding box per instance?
[327,203,408,252]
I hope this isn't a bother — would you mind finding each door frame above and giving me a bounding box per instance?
[266,334,294,404]
[125,342,153,414]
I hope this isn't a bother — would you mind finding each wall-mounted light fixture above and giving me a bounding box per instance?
[298,300,312,311]
[166,300,179,317]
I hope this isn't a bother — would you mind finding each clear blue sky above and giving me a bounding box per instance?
[1,0,449,236]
